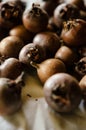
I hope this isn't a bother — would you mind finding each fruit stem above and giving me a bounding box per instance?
[15,71,25,87]
[30,61,39,69]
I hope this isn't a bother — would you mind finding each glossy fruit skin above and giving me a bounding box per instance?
[61,19,86,47]
[9,25,35,43]
[53,3,80,28]
[0,58,23,79]
[36,58,66,84]
[55,45,78,66]
[0,0,25,29]
[0,77,22,115]
[0,36,24,58]
[22,4,49,33]
[26,0,61,16]
[44,73,82,113]
[19,43,46,67]
[33,31,60,58]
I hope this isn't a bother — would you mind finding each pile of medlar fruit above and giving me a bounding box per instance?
[0,0,86,115]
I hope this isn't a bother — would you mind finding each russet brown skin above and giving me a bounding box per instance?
[38,0,59,16]
[33,31,60,58]
[26,0,61,17]
[31,58,66,84]
[44,73,82,113]
[9,25,35,43]
[55,45,78,67]
[0,0,85,116]
[0,58,23,80]
[22,4,49,33]
[0,36,24,58]
[19,43,46,68]
[53,3,80,29]
[61,19,86,47]
[0,0,25,29]
[0,73,25,115]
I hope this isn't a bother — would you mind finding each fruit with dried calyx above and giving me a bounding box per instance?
[31,58,66,84]
[44,73,82,113]
[61,19,86,47]
[22,3,49,33]
[0,72,25,115]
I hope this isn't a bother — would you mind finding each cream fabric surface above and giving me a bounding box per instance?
[0,73,86,130]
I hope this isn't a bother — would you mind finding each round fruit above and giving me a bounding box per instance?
[44,73,82,113]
